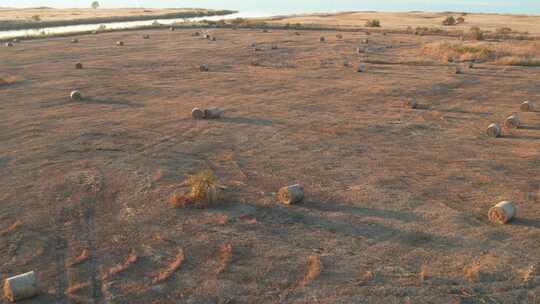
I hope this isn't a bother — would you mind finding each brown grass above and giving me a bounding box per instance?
[168,191,193,208]
[423,41,539,65]
[152,248,184,284]
[0,220,22,236]
[65,281,90,295]
[299,255,322,287]
[102,253,138,280]
[215,243,233,274]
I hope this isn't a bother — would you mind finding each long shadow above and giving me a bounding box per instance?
[261,203,457,248]
[518,125,540,131]
[219,116,276,126]
[500,134,540,141]
[511,218,540,229]
[298,200,422,223]
[83,97,144,108]
[439,109,492,116]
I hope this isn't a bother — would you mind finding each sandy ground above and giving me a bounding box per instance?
[1,27,540,303]
[0,8,209,22]
[268,11,540,35]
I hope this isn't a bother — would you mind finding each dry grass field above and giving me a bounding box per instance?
[268,11,540,36]
[1,24,540,303]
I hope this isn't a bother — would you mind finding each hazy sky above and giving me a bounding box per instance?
[2,0,540,15]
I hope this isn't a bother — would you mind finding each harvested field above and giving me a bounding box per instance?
[1,26,540,303]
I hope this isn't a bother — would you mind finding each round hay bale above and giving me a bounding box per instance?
[116,41,124,46]
[486,123,501,138]
[210,36,216,41]
[455,67,463,74]
[170,27,176,31]
[294,32,301,36]
[204,34,211,39]
[12,38,19,43]
[75,63,83,69]
[191,108,205,119]
[262,29,269,33]
[521,101,534,112]
[3,271,38,302]
[250,42,257,47]
[199,64,209,72]
[320,36,326,42]
[356,47,365,54]
[71,38,79,43]
[5,42,13,47]
[142,34,150,39]
[356,64,364,73]
[504,114,520,129]
[488,201,516,224]
[336,34,343,39]
[362,38,369,44]
[277,184,304,205]
[271,43,278,50]
[70,90,82,101]
[193,31,201,37]
[204,107,224,119]
[403,99,418,109]
[468,62,474,69]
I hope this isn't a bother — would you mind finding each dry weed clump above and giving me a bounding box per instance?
[300,255,322,287]
[169,170,220,209]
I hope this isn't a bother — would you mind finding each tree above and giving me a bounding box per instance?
[91,1,100,9]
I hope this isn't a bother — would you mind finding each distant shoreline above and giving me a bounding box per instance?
[0,8,236,31]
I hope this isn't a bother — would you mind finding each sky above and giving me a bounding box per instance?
[2,0,540,15]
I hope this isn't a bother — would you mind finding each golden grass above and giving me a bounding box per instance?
[423,41,540,65]
[152,249,184,284]
[186,170,220,208]
[169,170,221,209]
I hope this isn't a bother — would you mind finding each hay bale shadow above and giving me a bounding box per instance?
[219,117,276,126]
[83,97,144,108]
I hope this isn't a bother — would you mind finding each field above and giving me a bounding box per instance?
[1,23,540,303]
[267,11,540,36]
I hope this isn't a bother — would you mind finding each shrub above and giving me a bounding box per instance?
[442,16,456,26]
[169,170,220,209]
[469,26,484,40]
[456,16,465,24]
[31,15,41,22]
[365,19,380,28]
